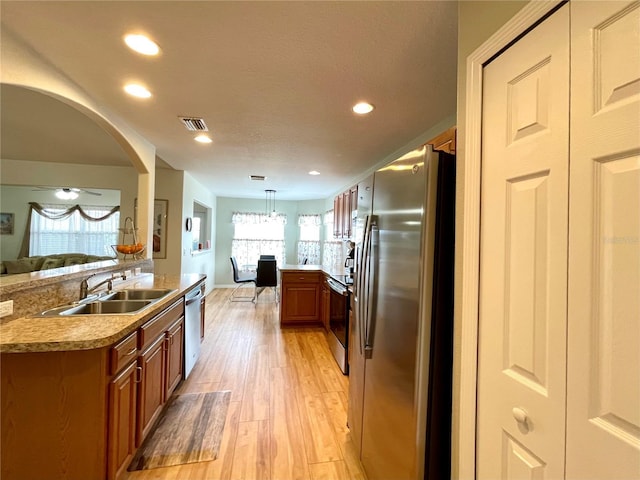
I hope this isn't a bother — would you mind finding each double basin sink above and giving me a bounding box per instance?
[36,288,176,317]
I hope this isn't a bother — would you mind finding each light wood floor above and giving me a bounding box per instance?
[124,288,367,480]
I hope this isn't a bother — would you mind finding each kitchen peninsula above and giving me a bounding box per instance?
[0,267,206,480]
[279,264,351,325]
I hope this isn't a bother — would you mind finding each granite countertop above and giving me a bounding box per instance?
[0,273,205,354]
[279,264,348,276]
[279,264,354,288]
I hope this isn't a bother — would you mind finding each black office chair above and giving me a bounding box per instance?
[254,258,278,304]
[229,256,257,302]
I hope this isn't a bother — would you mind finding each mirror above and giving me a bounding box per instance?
[0,83,138,277]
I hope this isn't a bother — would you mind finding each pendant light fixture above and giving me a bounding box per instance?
[265,189,277,218]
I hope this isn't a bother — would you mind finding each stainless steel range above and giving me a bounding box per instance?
[326,275,351,374]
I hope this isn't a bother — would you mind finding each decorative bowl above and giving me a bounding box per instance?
[113,244,145,255]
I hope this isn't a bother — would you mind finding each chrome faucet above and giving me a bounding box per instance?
[79,272,127,300]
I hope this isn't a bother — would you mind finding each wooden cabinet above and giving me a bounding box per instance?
[165,318,184,397]
[342,191,351,237]
[349,185,358,237]
[137,334,166,445]
[280,271,322,324]
[333,194,343,237]
[107,360,138,480]
[427,126,456,154]
[107,331,139,479]
[333,185,358,238]
[136,299,185,446]
[321,275,330,331]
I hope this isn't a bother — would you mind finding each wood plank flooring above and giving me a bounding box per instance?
[123,288,366,480]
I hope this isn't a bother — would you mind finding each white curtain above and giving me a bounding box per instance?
[231,211,287,269]
[231,239,285,270]
[322,240,345,272]
[232,211,287,225]
[297,214,322,227]
[297,214,322,264]
[297,241,321,265]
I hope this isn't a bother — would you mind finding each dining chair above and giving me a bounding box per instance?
[254,258,278,304]
[229,256,256,302]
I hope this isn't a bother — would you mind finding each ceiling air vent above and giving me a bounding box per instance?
[179,116,208,132]
[250,175,266,181]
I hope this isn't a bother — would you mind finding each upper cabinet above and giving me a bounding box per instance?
[427,126,456,154]
[333,185,358,239]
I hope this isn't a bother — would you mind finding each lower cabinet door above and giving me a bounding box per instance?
[107,360,138,480]
[166,318,184,397]
[136,334,166,446]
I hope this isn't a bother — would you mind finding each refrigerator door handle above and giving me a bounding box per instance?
[357,214,372,355]
[363,217,378,358]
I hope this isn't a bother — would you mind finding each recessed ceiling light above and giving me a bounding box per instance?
[194,135,212,144]
[353,102,374,115]
[309,170,320,175]
[124,34,160,56]
[124,83,152,98]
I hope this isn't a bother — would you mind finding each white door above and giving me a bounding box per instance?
[566,2,640,478]
[477,5,570,479]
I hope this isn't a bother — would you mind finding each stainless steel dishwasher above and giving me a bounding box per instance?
[184,284,203,378]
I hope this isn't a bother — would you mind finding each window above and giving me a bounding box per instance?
[29,204,119,256]
[231,212,286,269]
[297,214,321,264]
[322,209,343,270]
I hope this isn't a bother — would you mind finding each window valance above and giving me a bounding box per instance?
[232,211,287,225]
[297,214,322,226]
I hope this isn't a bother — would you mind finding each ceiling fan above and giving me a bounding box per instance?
[32,186,102,199]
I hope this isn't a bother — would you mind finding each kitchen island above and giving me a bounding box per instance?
[0,272,205,480]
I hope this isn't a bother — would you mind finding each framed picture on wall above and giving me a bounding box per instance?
[0,213,14,235]
[153,199,168,259]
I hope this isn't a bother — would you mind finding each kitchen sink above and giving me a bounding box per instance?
[35,288,176,317]
[38,300,153,316]
[99,288,175,301]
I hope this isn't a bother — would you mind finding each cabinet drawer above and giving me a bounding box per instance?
[282,272,322,283]
[139,299,184,351]
[110,331,138,376]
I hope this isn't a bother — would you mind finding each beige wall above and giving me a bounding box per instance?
[453,2,528,479]
[180,172,217,294]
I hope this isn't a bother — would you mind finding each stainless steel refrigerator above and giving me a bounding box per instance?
[348,144,455,480]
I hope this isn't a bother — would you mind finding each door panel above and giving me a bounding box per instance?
[347,174,373,460]
[567,2,640,478]
[477,5,569,479]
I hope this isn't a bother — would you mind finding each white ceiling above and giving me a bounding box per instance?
[0,1,458,201]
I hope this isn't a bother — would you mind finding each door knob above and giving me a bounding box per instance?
[512,407,528,423]
[512,407,530,433]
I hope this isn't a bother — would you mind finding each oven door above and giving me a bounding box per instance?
[327,277,349,374]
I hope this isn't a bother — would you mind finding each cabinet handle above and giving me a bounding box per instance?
[124,347,136,357]
[134,366,142,383]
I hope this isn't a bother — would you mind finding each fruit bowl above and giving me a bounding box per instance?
[112,244,145,256]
